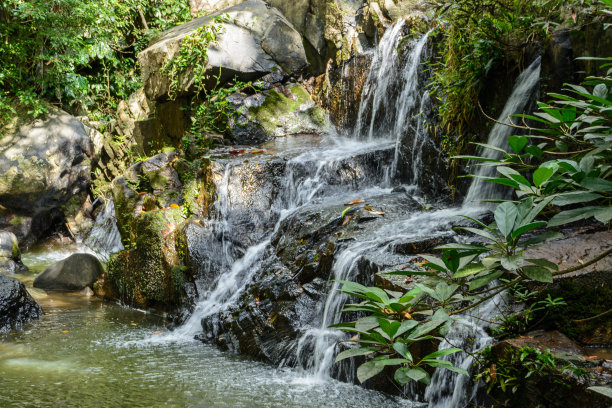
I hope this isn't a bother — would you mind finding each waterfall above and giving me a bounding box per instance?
[464,57,542,203]
[83,199,123,260]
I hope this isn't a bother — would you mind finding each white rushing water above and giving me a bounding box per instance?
[464,57,542,203]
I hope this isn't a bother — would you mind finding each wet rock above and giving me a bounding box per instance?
[0,274,42,333]
[33,253,104,291]
[497,330,585,357]
[138,0,308,101]
[0,231,27,274]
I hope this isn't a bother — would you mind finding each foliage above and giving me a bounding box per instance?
[0,0,191,124]
[475,346,586,394]
[334,56,611,388]
[426,0,607,165]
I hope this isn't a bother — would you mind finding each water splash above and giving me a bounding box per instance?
[464,57,542,204]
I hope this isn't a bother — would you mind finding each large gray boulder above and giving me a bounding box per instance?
[0,274,42,333]
[138,0,308,100]
[33,253,104,291]
[0,231,27,274]
[0,105,93,216]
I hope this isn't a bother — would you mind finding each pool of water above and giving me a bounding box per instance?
[1,247,416,408]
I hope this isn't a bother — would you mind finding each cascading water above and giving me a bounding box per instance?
[83,199,124,260]
[464,57,542,203]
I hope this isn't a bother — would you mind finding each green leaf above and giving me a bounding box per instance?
[501,255,523,271]
[580,177,612,192]
[508,136,528,154]
[552,191,602,206]
[533,167,554,187]
[548,206,599,227]
[378,318,401,339]
[393,342,413,361]
[508,136,527,154]
[334,347,377,363]
[455,226,498,242]
[452,262,487,279]
[341,206,352,218]
[468,270,503,291]
[384,270,437,277]
[522,265,553,283]
[395,320,419,338]
[511,222,546,239]
[494,202,518,238]
[394,367,430,385]
[594,206,612,223]
[422,347,462,360]
[525,258,558,271]
[435,243,489,251]
[355,316,379,332]
[357,360,385,383]
[521,231,564,246]
[441,250,461,273]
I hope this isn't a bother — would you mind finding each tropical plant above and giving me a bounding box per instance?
[334,56,611,388]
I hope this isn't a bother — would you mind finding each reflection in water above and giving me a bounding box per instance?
[0,253,411,408]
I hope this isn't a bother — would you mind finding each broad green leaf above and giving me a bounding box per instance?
[552,191,602,206]
[355,316,379,332]
[525,258,558,271]
[455,226,498,242]
[384,270,437,277]
[508,136,528,153]
[468,270,504,291]
[494,202,518,238]
[357,361,384,383]
[423,347,462,360]
[419,254,450,273]
[511,221,546,239]
[335,347,377,363]
[594,206,612,223]
[452,262,487,279]
[521,231,564,246]
[522,265,553,283]
[441,250,461,273]
[580,177,612,192]
[394,367,429,385]
[548,207,599,227]
[378,318,401,339]
[521,196,555,226]
[501,255,523,271]
[395,320,419,338]
[533,167,554,187]
[435,282,459,301]
[363,287,390,304]
[393,342,413,361]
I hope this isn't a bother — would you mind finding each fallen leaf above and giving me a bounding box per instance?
[61,330,69,334]
[344,199,364,205]
[251,150,264,154]
[229,149,246,155]
[366,209,385,216]
[152,331,165,335]
[169,203,180,209]
[490,363,497,381]
[585,355,600,361]
[130,323,137,326]
[577,257,584,265]
[342,215,351,226]
[364,205,372,211]
[138,192,147,196]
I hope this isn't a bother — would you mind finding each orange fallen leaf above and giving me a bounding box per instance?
[344,199,364,205]
[577,257,584,265]
[169,203,180,209]
[364,205,372,211]
[138,192,147,196]
[251,150,264,154]
[61,330,69,334]
[367,209,385,216]
[229,149,246,155]
[152,331,165,335]
[585,355,600,361]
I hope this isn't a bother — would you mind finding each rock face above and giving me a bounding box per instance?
[0,105,93,246]
[138,0,308,101]
[33,253,104,291]
[0,105,92,215]
[99,152,214,313]
[0,231,27,274]
[0,274,42,333]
